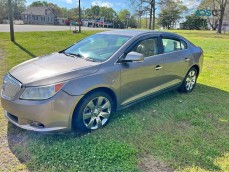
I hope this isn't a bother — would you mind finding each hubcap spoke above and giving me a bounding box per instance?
[96,117,102,128]
[83,112,93,120]
[87,100,95,110]
[186,83,190,90]
[87,118,95,128]
[97,97,104,106]
[191,71,195,77]
[101,101,110,110]
[99,112,110,119]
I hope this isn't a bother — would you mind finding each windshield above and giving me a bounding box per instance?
[64,34,131,62]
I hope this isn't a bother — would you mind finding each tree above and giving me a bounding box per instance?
[30,1,63,17]
[100,7,117,22]
[29,1,48,7]
[183,15,208,30]
[91,5,100,18]
[158,0,187,29]
[46,3,63,17]
[198,0,219,30]
[67,8,80,18]
[158,10,180,29]
[0,0,7,23]
[0,0,26,22]
[129,0,156,29]
[118,9,137,28]
[197,0,229,33]
[215,0,229,33]
[144,0,156,29]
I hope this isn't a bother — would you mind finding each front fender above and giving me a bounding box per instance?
[62,63,121,102]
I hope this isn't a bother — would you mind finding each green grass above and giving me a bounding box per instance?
[0,30,228,172]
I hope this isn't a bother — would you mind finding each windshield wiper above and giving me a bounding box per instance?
[62,51,97,62]
[62,52,83,58]
[83,57,96,62]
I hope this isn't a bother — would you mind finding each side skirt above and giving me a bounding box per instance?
[117,83,181,111]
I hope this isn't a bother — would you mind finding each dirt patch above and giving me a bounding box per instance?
[138,155,174,172]
[177,121,191,130]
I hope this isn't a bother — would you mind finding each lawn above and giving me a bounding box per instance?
[0,30,228,172]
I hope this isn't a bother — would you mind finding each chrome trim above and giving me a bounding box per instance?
[185,58,190,62]
[1,74,22,100]
[155,66,163,70]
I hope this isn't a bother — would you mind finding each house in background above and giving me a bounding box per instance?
[21,7,56,25]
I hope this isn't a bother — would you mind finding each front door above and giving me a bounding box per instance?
[119,36,165,106]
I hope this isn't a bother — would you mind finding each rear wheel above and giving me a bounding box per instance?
[179,67,198,93]
[72,91,114,132]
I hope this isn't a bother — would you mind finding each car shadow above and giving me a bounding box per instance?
[6,83,229,171]
[13,41,36,58]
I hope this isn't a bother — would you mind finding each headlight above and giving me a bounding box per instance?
[20,83,65,100]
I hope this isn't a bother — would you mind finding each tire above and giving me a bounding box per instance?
[72,91,114,132]
[179,67,198,93]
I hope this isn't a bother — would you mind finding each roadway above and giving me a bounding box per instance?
[0,24,113,32]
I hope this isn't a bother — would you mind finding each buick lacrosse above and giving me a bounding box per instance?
[1,30,203,132]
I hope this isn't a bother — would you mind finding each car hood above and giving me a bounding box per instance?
[9,53,101,86]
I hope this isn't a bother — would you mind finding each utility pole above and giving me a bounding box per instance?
[78,0,81,33]
[127,18,129,29]
[8,0,14,41]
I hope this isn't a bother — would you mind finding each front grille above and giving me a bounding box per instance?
[1,74,22,99]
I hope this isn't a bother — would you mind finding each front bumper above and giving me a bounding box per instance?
[1,90,83,132]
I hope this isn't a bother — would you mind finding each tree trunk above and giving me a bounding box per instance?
[149,3,152,29]
[213,19,218,30]
[217,6,225,34]
[152,0,155,30]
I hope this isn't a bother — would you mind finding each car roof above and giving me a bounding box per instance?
[97,30,182,37]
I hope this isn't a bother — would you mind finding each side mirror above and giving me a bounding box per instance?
[121,52,144,63]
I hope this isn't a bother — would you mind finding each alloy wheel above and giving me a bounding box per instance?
[185,70,197,91]
[83,96,111,130]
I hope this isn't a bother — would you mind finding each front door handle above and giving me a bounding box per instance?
[155,65,162,70]
[184,58,190,62]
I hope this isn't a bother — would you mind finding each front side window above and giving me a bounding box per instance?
[131,38,159,57]
[64,34,131,62]
[162,38,187,53]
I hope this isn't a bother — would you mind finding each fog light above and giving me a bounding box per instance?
[30,121,44,128]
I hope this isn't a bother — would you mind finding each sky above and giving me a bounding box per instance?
[25,0,200,14]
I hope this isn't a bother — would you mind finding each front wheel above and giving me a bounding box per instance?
[72,91,114,132]
[179,67,198,93]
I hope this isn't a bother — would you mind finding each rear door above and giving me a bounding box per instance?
[158,36,192,87]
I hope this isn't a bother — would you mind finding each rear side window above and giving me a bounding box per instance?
[162,38,187,53]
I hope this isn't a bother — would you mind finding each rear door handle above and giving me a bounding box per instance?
[184,58,190,62]
[155,65,162,70]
